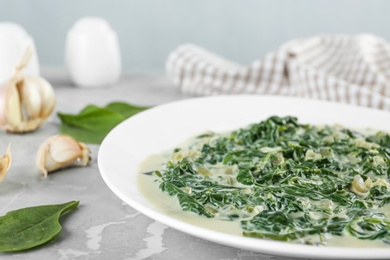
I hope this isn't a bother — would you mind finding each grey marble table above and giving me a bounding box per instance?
[0,71,310,260]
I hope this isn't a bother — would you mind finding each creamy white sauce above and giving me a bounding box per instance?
[137,129,390,248]
[138,155,389,248]
[138,173,242,236]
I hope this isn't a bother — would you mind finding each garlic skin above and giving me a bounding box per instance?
[0,47,56,133]
[37,135,91,177]
[0,145,12,182]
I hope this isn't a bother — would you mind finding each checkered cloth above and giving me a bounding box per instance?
[166,34,390,111]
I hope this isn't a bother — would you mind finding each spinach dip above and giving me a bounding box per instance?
[139,116,390,246]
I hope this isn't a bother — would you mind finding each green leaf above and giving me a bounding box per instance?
[0,201,79,252]
[78,105,101,115]
[105,102,149,118]
[243,231,295,241]
[58,108,124,144]
[58,102,150,144]
[177,193,214,218]
[236,169,254,185]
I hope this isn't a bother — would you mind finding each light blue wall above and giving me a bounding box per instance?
[0,0,389,74]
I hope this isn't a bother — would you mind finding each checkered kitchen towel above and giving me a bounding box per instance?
[166,34,390,111]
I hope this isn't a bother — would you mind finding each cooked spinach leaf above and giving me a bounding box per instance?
[154,116,390,245]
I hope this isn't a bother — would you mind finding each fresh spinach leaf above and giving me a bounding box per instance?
[105,102,149,118]
[0,201,79,252]
[58,102,149,144]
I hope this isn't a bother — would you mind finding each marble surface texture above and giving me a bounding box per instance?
[0,72,311,260]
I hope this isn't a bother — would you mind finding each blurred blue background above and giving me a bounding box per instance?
[0,0,388,74]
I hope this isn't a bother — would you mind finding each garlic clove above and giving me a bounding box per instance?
[36,78,56,118]
[18,76,56,121]
[351,175,371,198]
[0,145,12,182]
[49,135,83,162]
[17,77,42,119]
[5,79,23,130]
[0,47,56,133]
[37,135,91,177]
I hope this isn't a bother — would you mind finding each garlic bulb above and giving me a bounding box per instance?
[0,145,12,182]
[37,135,91,177]
[0,47,56,133]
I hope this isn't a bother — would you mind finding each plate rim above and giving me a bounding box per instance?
[98,95,390,259]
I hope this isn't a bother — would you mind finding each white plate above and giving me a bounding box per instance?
[98,95,390,259]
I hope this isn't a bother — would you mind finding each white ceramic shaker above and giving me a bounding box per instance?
[65,17,121,88]
[0,22,40,83]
